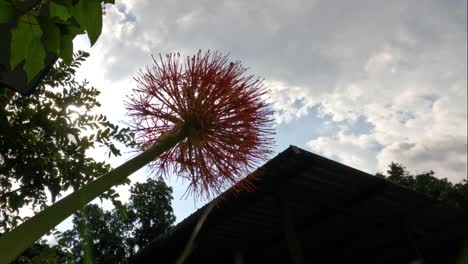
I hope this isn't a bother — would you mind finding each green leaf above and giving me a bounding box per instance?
[52,0,73,8]
[10,20,30,69]
[103,0,115,4]
[113,199,128,219]
[50,2,71,22]
[10,16,45,80]
[59,33,73,64]
[42,21,61,53]
[64,23,85,35]
[0,0,14,23]
[23,36,46,80]
[71,0,102,46]
[84,0,102,46]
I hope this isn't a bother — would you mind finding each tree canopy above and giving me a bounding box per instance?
[377,162,468,211]
[0,51,135,232]
[56,177,175,263]
[12,240,73,264]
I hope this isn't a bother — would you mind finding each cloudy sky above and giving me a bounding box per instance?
[73,0,467,222]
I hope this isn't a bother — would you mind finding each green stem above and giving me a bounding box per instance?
[0,126,186,264]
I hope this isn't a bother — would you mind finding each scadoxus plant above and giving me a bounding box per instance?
[0,50,274,263]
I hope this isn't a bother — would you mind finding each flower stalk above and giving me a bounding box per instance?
[0,126,186,264]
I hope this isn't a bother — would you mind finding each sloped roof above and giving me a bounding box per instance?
[130,146,468,263]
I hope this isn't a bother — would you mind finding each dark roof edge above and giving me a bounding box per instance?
[129,145,468,263]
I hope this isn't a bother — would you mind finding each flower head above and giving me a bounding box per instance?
[126,50,274,198]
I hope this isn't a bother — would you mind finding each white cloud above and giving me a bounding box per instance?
[265,80,314,123]
[307,132,381,173]
[317,38,467,181]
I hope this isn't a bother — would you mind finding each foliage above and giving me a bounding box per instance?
[377,162,468,211]
[57,177,175,263]
[0,51,135,232]
[0,0,114,81]
[126,178,176,251]
[58,204,128,264]
[11,240,74,264]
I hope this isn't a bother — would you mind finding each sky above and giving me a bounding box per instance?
[71,0,467,224]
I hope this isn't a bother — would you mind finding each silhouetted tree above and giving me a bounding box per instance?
[126,178,176,253]
[58,177,175,263]
[0,52,135,232]
[377,162,467,211]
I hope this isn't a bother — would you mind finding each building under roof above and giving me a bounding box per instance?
[130,146,468,264]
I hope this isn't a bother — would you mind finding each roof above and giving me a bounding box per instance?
[130,146,468,264]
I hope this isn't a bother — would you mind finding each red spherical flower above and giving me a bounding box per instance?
[126,50,274,198]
